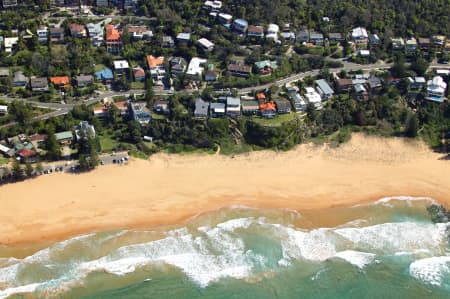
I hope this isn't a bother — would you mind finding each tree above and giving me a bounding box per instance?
[35,161,43,174]
[46,130,61,160]
[9,100,32,127]
[25,162,34,177]
[78,154,89,171]
[88,136,100,168]
[410,57,429,76]
[405,113,419,137]
[12,159,24,181]
[122,27,131,46]
[145,77,155,105]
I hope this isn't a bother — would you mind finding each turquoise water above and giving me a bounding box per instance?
[1,197,450,299]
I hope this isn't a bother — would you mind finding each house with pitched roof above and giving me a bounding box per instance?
[105,24,122,53]
[69,23,87,38]
[50,76,71,90]
[146,55,166,82]
[95,68,114,83]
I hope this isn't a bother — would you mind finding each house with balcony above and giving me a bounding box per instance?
[194,98,209,119]
[266,24,279,41]
[405,38,418,54]
[170,57,187,78]
[36,26,48,43]
[426,76,447,102]
[227,64,252,77]
[50,76,71,90]
[125,25,153,40]
[69,23,87,38]
[226,97,241,117]
[254,60,278,75]
[315,79,334,100]
[351,27,368,45]
[247,25,264,39]
[210,102,226,117]
[105,24,122,53]
[146,55,166,82]
[87,22,104,47]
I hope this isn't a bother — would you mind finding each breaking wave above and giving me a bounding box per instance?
[0,199,449,298]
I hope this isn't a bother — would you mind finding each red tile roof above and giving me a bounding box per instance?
[259,101,276,112]
[106,24,121,41]
[17,148,36,158]
[146,55,165,69]
[50,76,70,86]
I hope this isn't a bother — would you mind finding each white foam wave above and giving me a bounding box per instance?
[373,196,437,206]
[334,222,449,254]
[409,256,450,286]
[334,250,376,269]
[0,283,41,299]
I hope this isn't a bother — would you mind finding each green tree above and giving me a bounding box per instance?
[405,113,419,137]
[145,77,155,105]
[46,130,61,160]
[25,162,34,177]
[9,100,32,127]
[12,159,24,181]
[78,154,89,171]
[36,161,44,174]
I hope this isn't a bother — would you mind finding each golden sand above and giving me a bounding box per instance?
[1,133,449,246]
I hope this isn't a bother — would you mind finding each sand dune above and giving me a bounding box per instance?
[1,133,450,246]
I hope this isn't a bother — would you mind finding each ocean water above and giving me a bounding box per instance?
[1,197,450,299]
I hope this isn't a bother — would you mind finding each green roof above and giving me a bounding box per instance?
[55,131,73,141]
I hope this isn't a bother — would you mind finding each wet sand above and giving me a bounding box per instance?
[1,133,449,246]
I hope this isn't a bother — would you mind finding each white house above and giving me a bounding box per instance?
[186,57,207,80]
[266,24,279,41]
[351,27,368,44]
[114,60,130,72]
[4,37,18,52]
[426,76,447,102]
[304,87,322,110]
[197,38,215,51]
[36,26,48,43]
[0,105,7,115]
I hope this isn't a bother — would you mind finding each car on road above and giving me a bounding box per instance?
[100,160,105,165]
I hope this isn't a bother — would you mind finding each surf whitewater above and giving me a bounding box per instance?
[1,197,450,299]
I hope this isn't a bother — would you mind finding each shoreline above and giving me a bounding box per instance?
[2,133,450,247]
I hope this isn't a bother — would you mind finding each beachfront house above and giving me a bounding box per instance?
[226,97,241,117]
[304,87,322,109]
[130,102,151,125]
[426,76,447,103]
[259,101,277,118]
[55,131,74,145]
[194,98,209,119]
[275,98,291,114]
[210,102,226,118]
[287,86,307,112]
[315,79,334,100]
[241,99,259,115]
[75,121,96,140]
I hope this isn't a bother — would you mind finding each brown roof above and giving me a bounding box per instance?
[227,64,251,73]
[69,23,85,34]
[247,25,264,33]
[29,134,48,142]
[17,148,36,158]
[106,24,121,41]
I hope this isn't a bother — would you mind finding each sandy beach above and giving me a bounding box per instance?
[1,133,450,246]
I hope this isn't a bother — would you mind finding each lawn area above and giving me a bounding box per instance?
[130,81,145,89]
[99,132,120,152]
[151,113,167,120]
[0,156,10,165]
[250,112,299,127]
[94,64,106,71]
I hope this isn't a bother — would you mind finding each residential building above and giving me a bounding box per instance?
[113,60,130,75]
[287,86,307,112]
[310,32,324,46]
[113,101,129,116]
[418,37,432,50]
[105,24,122,53]
[93,106,108,118]
[227,64,251,77]
[426,76,447,102]
[391,37,405,50]
[176,32,191,44]
[170,57,187,78]
[247,25,264,39]
[30,77,49,92]
[3,37,18,52]
[75,121,96,140]
[133,67,145,82]
[153,99,170,115]
[232,19,248,34]
[275,98,291,114]
[432,35,446,47]
[203,0,222,11]
[123,0,137,9]
[369,34,381,45]
[205,70,219,82]
[259,101,277,118]
[351,27,368,45]
[328,33,344,43]
[0,68,9,79]
[194,98,209,118]
[405,38,418,54]
[2,0,17,8]
[146,55,166,82]
[296,30,310,43]
[17,148,36,163]
[130,102,151,124]
[357,49,370,57]
[367,76,383,90]
[197,38,215,52]
[304,87,322,109]
[354,84,369,101]
[218,13,233,26]
[55,131,74,145]
[315,79,334,100]
[266,24,279,41]
[335,78,353,93]
[241,98,259,115]
[96,0,108,7]
[210,102,226,117]
[408,77,426,90]
[0,105,7,115]
[125,25,153,40]
[280,30,296,43]
[254,60,278,75]
[86,22,104,47]
[36,26,48,43]
[226,97,241,117]
[69,23,87,38]
[161,35,174,48]
[76,74,94,87]
[50,27,64,43]
[95,68,114,83]
[186,57,207,80]
[50,76,71,89]
[12,71,28,87]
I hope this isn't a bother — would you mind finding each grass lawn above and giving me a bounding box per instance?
[151,113,167,120]
[94,64,106,71]
[99,133,120,152]
[0,157,10,165]
[251,112,299,127]
[130,81,145,89]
